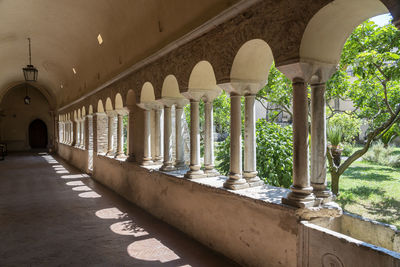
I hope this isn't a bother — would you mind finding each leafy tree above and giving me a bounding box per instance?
[327,113,361,143]
[327,20,400,195]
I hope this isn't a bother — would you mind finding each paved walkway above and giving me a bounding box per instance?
[0,152,237,266]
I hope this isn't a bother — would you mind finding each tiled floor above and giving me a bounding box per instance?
[0,152,238,266]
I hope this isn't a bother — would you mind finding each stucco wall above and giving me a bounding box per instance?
[0,85,53,151]
[58,144,88,173]
[91,154,298,267]
[300,221,400,266]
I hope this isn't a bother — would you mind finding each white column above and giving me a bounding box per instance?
[75,120,80,147]
[106,114,114,156]
[127,106,136,162]
[203,100,219,177]
[142,109,153,165]
[282,79,315,208]
[80,120,85,149]
[175,105,185,169]
[115,113,125,158]
[160,106,175,171]
[243,94,263,187]
[311,82,332,201]
[223,95,248,189]
[154,108,163,164]
[184,100,205,178]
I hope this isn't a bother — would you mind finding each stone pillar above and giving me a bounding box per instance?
[223,95,248,189]
[71,121,77,146]
[175,105,185,169]
[80,120,85,149]
[311,82,332,201]
[126,106,136,162]
[106,114,115,156]
[160,106,175,171]
[184,100,205,178]
[142,109,153,165]
[84,115,92,150]
[92,114,99,154]
[244,94,263,187]
[76,120,81,147]
[115,113,125,158]
[154,108,163,164]
[282,78,314,208]
[203,100,219,177]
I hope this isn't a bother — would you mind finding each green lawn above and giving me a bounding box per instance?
[328,159,400,229]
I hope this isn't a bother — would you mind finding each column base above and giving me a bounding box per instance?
[174,161,187,170]
[204,168,220,177]
[243,172,264,187]
[115,153,126,159]
[160,163,176,172]
[282,186,315,208]
[184,169,206,179]
[106,151,115,157]
[141,159,154,166]
[153,157,163,165]
[223,173,249,190]
[312,183,333,204]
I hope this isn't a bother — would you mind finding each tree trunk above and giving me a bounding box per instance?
[331,171,340,196]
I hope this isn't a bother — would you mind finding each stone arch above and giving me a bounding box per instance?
[230,39,274,88]
[77,109,81,120]
[115,93,124,110]
[105,97,113,111]
[88,105,93,114]
[140,82,155,103]
[97,100,105,113]
[162,75,184,99]
[300,0,389,65]
[82,106,86,117]
[188,61,218,91]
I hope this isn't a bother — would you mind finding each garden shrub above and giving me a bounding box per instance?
[328,113,361,143]
[215,119,293,188]
[342,143,354,157]
[363,141,400,167]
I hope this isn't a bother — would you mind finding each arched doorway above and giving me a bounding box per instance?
[29,119,48,149]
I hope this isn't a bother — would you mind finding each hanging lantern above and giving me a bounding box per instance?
[22,38,38,82]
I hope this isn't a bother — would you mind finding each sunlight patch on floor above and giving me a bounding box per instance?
[127,238,180,263]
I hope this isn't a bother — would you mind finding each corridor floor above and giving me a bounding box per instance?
[0,152,237,266]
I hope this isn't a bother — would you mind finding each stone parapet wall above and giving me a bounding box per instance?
[58,143,88,173]
[92,154,298,267]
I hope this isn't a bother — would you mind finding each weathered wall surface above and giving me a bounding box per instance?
[0,85,53,151]
[92,154,298,267]
[300,222,400,267]
[58,144,88,173]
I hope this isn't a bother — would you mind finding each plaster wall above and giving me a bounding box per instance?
[300,221,400,266]
[312,212,400,252]
[0,85,53,151]
[91,154,298,267]
[58,143,88,173]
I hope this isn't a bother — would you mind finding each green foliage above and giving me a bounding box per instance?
[342,143,354,157]
[363,141,400,168]
[213,91,231,134]
[328,113,361,143]
[256,64,293,121]
[381,124,398,147]
[327,125,343,147]
[123,115,128,154]
[256,119,293,187]
[215,120,293,188]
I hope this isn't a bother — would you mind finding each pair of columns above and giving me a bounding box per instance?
[279,63,335,208]
[221,90,263,189]
[106,111,126,158]
[75,119,85,149]
[141,100,187,170]
[184,98,219,178]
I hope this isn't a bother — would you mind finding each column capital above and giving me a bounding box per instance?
[218,81,261,96]
[158,97,189,108]
[277,61,336,84]
[137,101,162,110]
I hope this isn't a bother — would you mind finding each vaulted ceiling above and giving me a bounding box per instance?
[0,0,239,107]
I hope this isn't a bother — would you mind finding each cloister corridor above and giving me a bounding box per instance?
[0,152,235,266]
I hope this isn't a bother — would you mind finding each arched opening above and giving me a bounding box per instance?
[29,119,48,149]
